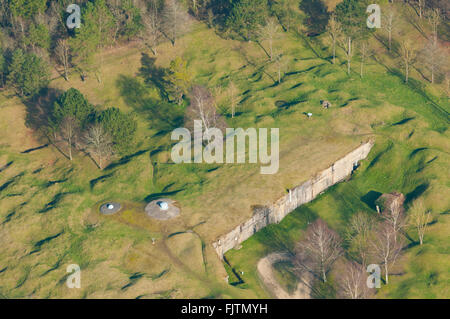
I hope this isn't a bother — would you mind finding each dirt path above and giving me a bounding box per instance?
[257,252,311,299]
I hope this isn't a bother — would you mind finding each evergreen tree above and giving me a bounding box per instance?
[7,49,49,96]
[24,23,51,51]
[97,107,137,154]
[334,0,371,40]
[119,0,143,40]
[9,0,47,19]
[51,88,95,129]
[226,0,269,40]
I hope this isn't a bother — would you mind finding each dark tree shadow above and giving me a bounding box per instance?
[23,88,63,132]
[299,0,330,35]
[361,190,383,210]
[405,183,429,205]
[138,53,168,101]
[115,75,184,136]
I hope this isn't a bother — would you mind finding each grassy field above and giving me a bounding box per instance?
[0,2,449,298]
[224,2,449,299]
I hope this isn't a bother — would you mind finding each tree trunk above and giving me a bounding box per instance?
[269,40,273,61]
[385,260,389,284]
[360,58,364,78]
[63,58,69,81]
[332,40,336,64]
[68,140,72,161]
[347,37,352,75]
[405,64,409,83]
[388,32,392,51]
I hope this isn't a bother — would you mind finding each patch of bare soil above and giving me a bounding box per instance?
[257,252,311,299]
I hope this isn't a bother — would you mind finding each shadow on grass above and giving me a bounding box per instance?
[392,117,415,126]
[116,75,184,136]
[405,183,429,205]
[23,88,63,131]
[104,149,149,171]
[89,173,115,189]
[30,231,64,255]
[0,172,24,193]
[39,193,71,213]
[361,190,383,210]
[386,68,449,130]
[144,189,184,202]
[138,53,168,101]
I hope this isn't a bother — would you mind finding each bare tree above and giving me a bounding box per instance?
[55,39,70,81]
[188,0,199,16]
[108,1,125,44]
[346,212,375,267]
[327,14,341,64]
[141,1,161,55]
[186,85,225,141]
[421,38,445,83]
[338,261,369,299]
[83,124,113,170]
[417,0,426,18]
[382,9,396,51]
[295,219,343,283]
[258,18,280,61]
[359,41,372,78]
[408,199,432,245]
[273,52,288,83]
[206,8,214,28]
[163,0,190,46]
[339,35,354,75]
[370,221,404,284]
[227,81,240,118]
[427,8,441,44]
[59,116,79,161]
[399,40,417,82]
[381,198,406,243]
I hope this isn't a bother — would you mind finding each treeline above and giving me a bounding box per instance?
[0,0,191,93]
[0,0,448,95]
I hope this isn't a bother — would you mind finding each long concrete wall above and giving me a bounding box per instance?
[212,141,374,258]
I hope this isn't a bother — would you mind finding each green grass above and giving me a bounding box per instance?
[226,133,449,298]
[0,6,448,298]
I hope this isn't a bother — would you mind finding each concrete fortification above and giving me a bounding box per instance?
[212,141,374,258]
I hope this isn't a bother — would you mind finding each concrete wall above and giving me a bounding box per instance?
[212,141,374,258]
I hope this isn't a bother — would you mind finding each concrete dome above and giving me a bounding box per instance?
[100,202,122,215]
[145,198,180,220]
